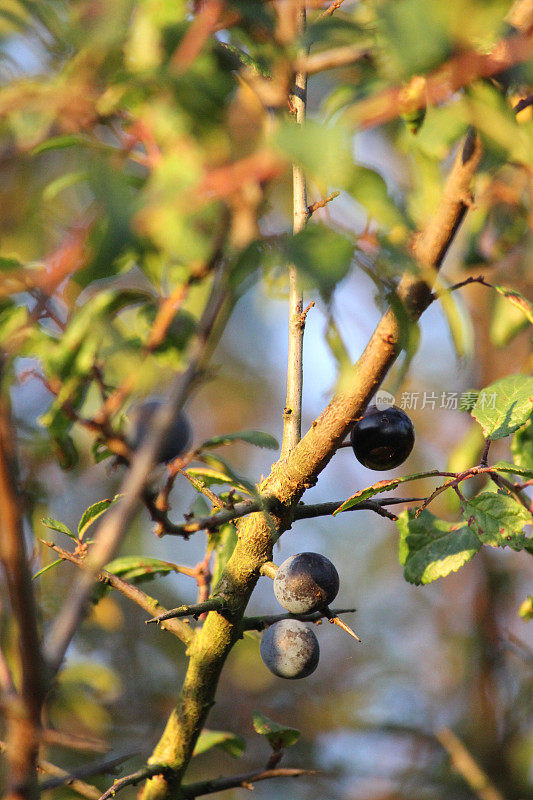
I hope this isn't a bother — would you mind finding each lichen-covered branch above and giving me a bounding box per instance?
[140,132,482,800]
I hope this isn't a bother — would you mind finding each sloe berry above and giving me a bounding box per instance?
[350,404,414,471]
[273,552,339,614]
[129,398,192,463]
[260,619,320,679]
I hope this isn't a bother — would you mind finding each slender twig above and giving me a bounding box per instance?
[319,0,347,17]
[513,92,533,113]
[415,466,493,516]
[433,274,489,297]
[307,192,339,216]
[146,598,227,625]
[0,386,45,800]
[479,438,491,467]
[436,727,505,800]
[98,764,170,800]
[42,542,194,646]
[181,768,317,798]
[37,762,101,800]
[156,495,421,536]
[44,264,228,675]
[156,498,273,535]
[281,4,307,459]
[41,730,109,754]
[0,742,101,800]
[297,499,399,521]
[415,462,533,517]
[38,752,140,793]
[297,45,369,74]
[489,473,533,514]
[179,470,224,510]
[242,608,356,631]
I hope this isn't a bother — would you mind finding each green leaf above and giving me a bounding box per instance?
[185,467,239,489]
[211,523,238,588]
[347,166,408,232]
[103,556,179,584]
[197,452,257,497]
[511,418,533,471]
[42,293,115,382]
[193,729,245,759]
[92,440,114,464]
[493,461,533,479]
[379,0,451,80]
[283,225,354,301]
[43,171,88,202]
[31,134,92,155]
[490,290,530,348]
[518,596,533,621]
[397,509,481,585]
[78,496,121,541]
[459,390,479,412]
[471,375,533,439]
[0,256,21,271]
[229,240,265,290]
[491,284,533,325]
[387,289,420,380]
[438,283,474,360]
[41,517,76,539]
[276,119,354,188]
[464,493,532,551]
[50,432,79,471]
[200,430,278,450]
[334,470,442,514]
[252,711,300,750]
[33,559,63,580]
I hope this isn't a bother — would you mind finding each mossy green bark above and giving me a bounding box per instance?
[141,134,482,800]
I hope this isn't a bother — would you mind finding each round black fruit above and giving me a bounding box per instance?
[129,398,192,463]
[260,619,320,679]
[273,552,339,614]
[350,404,414,471]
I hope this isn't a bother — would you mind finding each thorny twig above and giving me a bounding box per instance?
[181,768,317,798]
[98,764,170,800]
[42,542,194,645]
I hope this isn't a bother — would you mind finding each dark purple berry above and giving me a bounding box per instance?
[260,619,320,679]
[273,552,339,614]
[350,404,414,471]
[129,398,192,463]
